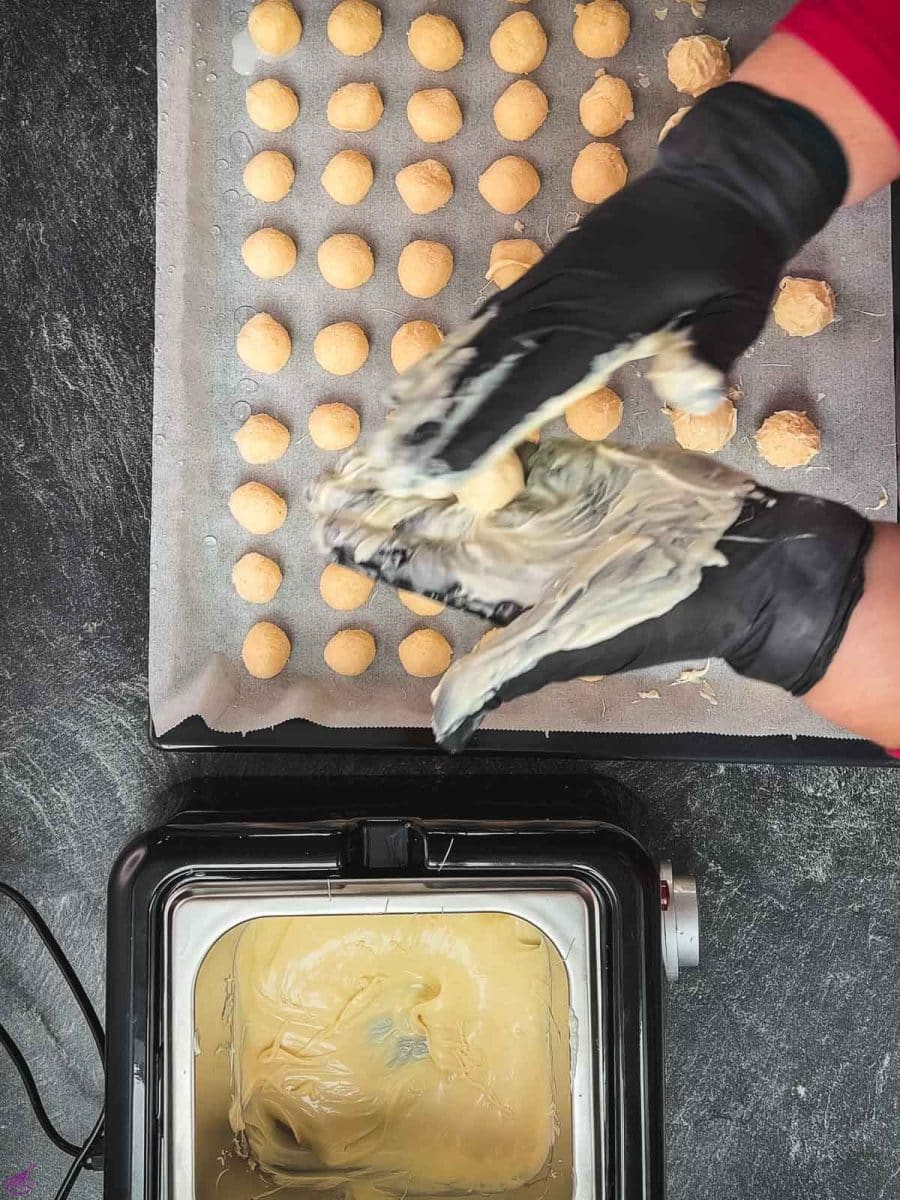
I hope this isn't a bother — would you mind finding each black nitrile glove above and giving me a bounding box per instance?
[310,442,871,751]
[368,83,847,493]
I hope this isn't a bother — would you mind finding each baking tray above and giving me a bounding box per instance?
[152,180,900,765]
[150,0,900,763]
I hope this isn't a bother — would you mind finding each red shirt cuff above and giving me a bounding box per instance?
[779,1,900,142]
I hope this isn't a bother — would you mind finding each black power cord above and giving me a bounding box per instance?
[0,882,105,1198]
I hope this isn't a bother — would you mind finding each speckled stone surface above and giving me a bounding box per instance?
[0,2,898,1199]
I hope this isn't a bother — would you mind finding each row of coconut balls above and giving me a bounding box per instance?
[242,0,721,77]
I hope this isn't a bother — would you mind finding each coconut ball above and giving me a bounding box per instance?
[236,312,292,374]
[667,35,731,97]
[327,0,382,56]
[245,78,299,132]
[579,72,633,137]
[490,11,548,74]
[455,449,525,514]
[228,481,288,534]
[391,321,444,373]
[478,155,541,214]
[398,590,446,617]
[248,0,302,56]
[232,552,284,604]
[658,105,692,143]
[572,0,630,58]
[243,150,295,202]
[241,227,297,279]
[571,142,627,204]
[320,150,374,205]
[565,386,622,440]
[772,276,837,337]
[324,628,377,675]
[398,628,452,678]
[317,232,375,289]
[242,620,291,679]
[755,411,821,468]
[408,13,464,71]
[486,238,543,289]
[407,87,463,143]
[308,402,361,450]
[493,79,549,141]
[395,159,454,215]
[319,563,374,610]
[397,240,454,299]
[314,321,370,376]
[668,399,736,453]
[327,81,384,131]
[233,412,291,464]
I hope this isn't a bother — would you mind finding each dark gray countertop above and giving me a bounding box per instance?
[0,2,898,1198]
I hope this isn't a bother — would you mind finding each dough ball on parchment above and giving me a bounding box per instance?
[321,150,374,205]
[573,1,630,58]
[398,240,454,298]
[317,233,375,289]
[455,449,525,514]
[486,238,543,289]
[407,87,463,143]
[667,398,736,453]
[490,11,548,74]
[327,81,384,131]
[408,14,464,71]
[398,590,446,617]
[229,481,287,534]
[232,552,283,603]
[476,627,501,652]
[241,227,297,279]
[233,412,291,463]
[772,276,837,337]
[755,410,821,469]
[391,320,444,373]
[395,159,453,214]
[314,321,369,375]
[479,155,540,213]
[579,72,633,137]
[565,386,622,440]
[658,105,692,143]
[325,628,377,675]
[245,78,299,132]
[571,141,627,204]
[236,312,291,374]
[319,562,374,610]
[399,628,452,678]
[242,620,291,679]
[243,150,295,201]
[327,0,382,56]
[248,0,302,56]
[308,402,361,450]
[667,35,730,97]
[493,79,549,141]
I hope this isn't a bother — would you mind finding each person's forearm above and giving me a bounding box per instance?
[734,30,900,205]
[804,523,900,746]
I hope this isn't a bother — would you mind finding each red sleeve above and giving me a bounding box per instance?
[779,0,900,141]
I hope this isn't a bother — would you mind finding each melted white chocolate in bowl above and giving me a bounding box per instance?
[192,912,574,1200]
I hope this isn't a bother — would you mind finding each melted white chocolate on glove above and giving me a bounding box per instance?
[309,441,755,745]
[228,913,568,1197]
[372,315,727,499]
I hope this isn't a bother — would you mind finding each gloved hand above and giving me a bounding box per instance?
[310,441,871,751]
[367,82,847,495]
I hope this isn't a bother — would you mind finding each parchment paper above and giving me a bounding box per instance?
[150,0,896,739]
